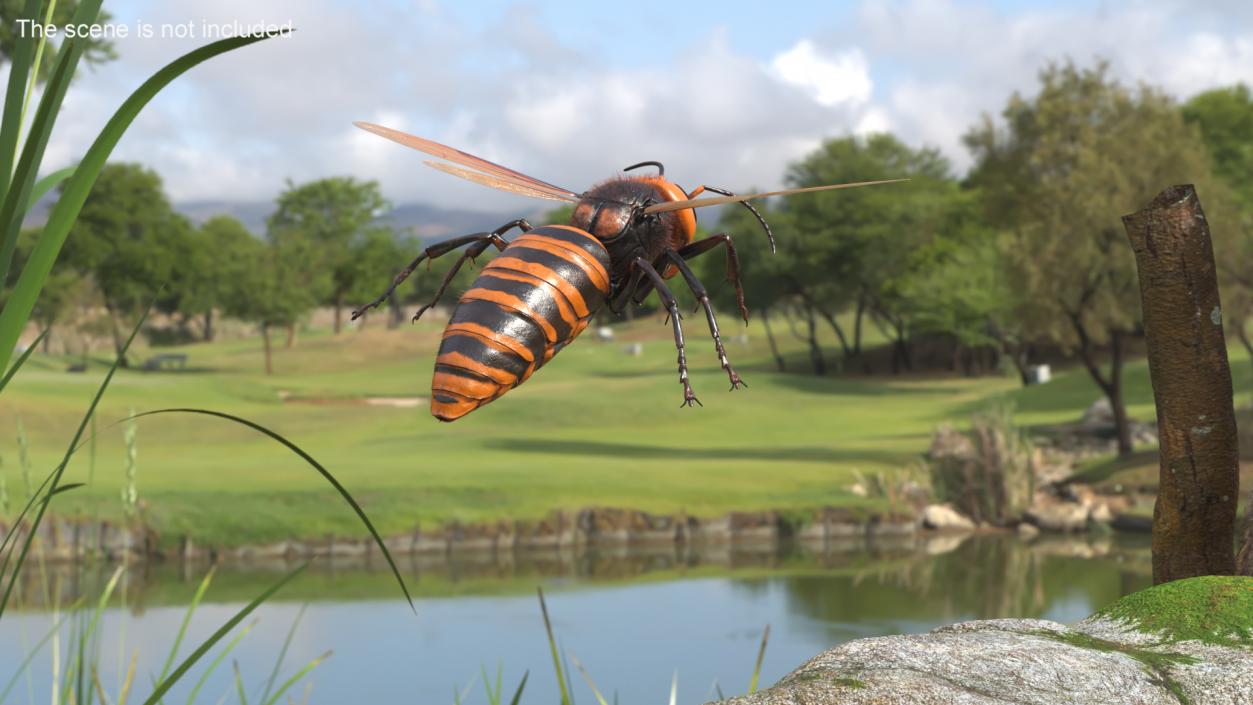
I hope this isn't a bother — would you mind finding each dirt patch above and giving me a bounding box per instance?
[276,390,425,407]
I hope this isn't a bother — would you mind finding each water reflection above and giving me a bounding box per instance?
[0,533,1153,705]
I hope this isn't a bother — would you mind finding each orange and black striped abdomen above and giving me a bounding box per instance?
[431,225,611,421]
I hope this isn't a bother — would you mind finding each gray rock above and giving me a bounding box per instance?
[921,504,976,531]
[1080,397,1115,430]
[1015,521,1041,539]
[1024,501,1090,532]
[716,617,1252,705]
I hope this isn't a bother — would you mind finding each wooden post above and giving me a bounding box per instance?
[1122,184,1238,583]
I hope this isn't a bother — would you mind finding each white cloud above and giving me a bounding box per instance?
[769,41,872,107]
[34,0,1253,216]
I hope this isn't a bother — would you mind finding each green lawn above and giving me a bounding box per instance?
[1,312,1247,547]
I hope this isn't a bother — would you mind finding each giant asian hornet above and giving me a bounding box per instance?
[350,122,902,421]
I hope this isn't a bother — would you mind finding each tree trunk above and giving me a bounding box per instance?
[103,302,130,368]
[1007,341,1030,386]
[1122,184,1239,583]
[889,319,910,374]
[804,305,825,375]
[1069,314,1132,457]
[1238,495,1253,576]
[202,310,214,342]
[852,292,870,374]
[41,330,51,354]
[333,292,344,334]
[261,323,274,375]
[1236,320,1253,378]
[387,296,404,329]
[1108,330,1131,455]
[285,324,297,348]
[814,306,851,359]
[761,307,785,372]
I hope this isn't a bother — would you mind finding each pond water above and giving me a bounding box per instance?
[0,533,1152,705]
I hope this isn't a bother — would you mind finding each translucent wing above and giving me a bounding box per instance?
[643,179,909,214]
[354,121,581,201]
[424,161,578,203]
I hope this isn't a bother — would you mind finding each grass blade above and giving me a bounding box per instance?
[127,408,413,610]
[259,651,330,705]
[258,603,307,704]
[562,647,577,705]
[71,562,123,705]
[16,0,60,149]
[0,462,58,580]
[669,671,678,705]
[747,624,770,694]
[0,0,41,195]
[0,598,84,703]
[0,28,288,374]
[0,301,151,619]
[118,650,138,705]
[92,665,110,705]
[537,588,571,705]
[0,328,45,394]
[568,652,609,705]
[141,565,306,705]
[155,567,216,690]
[25,165,75,213]
[507,671,528,705]
[232,662,248,705]
[49,482,84,496]
[480,662,499,705]
[0,0,102,283]
[184,620,258,705]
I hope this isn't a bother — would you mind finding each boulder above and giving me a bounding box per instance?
[717,576,1253,705]
[920,504,976,531]
[1080,397,1115,431]
[1015,521,1041,539]
[1024,500,1090,532]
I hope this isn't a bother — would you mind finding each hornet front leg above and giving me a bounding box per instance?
[351,219,530,322]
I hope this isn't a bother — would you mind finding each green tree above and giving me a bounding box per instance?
[267,177,389,335]
[1182,85,1253,370]
[4,225,87,352]
[1183,85,1253,209]
[164,215,259,341]
[783,134,958,374]
[966,61,1217,455]
[219,231,315,375]
[0,0,117,78]
[61,162,189,365]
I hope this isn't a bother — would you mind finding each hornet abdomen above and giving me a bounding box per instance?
[431,225,611,421]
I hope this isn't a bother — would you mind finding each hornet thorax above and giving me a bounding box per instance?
[570,177,697,291]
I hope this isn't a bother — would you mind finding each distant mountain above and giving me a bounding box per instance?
[24,193,547,242]
[176,200,541,239]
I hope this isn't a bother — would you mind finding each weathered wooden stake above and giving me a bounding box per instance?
[1122,184,1238,584]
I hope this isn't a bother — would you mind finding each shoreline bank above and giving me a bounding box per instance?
[1,502,1144,565]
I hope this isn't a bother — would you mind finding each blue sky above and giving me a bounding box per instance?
[29,0,1253,211]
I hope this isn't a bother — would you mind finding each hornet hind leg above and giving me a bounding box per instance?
[351,219,531,322]
[628,233,751,391]
[631,257,701,407]
[663,249,745,391]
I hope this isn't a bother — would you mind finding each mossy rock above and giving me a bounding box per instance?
[720,582,1253,705]
[1092,575,1253,647]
